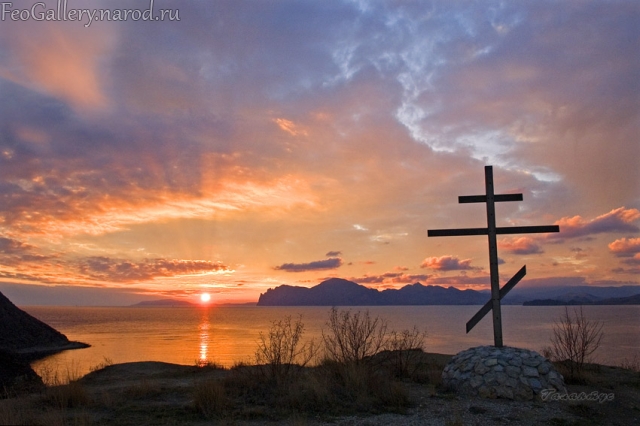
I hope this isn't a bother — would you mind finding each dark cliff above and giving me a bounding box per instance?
[0,291,89,358]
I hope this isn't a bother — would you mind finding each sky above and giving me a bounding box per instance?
[0,0,638,305]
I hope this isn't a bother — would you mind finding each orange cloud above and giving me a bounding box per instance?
[498,237,543,255]
[553,207,640,239]
[349,272,429,284]
[608,237,640,257]
[420,255,480,271]
[273,118,308,136]
[0,25,112,110]
[78,257,231,283]
[7,175,318,238]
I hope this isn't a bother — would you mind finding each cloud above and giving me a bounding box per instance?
[425,275,491,287]
[274,257,343,273]
[325,251,342,257]
[0,23,112,110]
[78,257,230,283]
[608,238,640,257]
[552,208,640,239]
[570,247,589,260]
[498,237,543,255]
[350,272,429,284]
[273,118,308,136]
[420,256,481,271]
[622,254,640,266]
[0,237,32,254]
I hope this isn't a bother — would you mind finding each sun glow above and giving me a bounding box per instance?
[200,293,211,303]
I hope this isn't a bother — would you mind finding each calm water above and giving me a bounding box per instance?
[24,305,639,378]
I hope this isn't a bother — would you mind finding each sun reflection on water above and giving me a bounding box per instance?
[198,309,210,366]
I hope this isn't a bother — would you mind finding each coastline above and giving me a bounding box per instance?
[15,340,91,362]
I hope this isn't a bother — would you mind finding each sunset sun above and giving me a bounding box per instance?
[200,293,211,303]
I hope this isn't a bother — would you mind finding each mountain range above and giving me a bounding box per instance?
[257,278,640,306]
[523,293,640,306]
[258,278,488,306]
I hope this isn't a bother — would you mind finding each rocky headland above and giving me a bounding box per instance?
[0,291,89,393]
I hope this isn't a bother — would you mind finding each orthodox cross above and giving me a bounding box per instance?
[427,166,560,347]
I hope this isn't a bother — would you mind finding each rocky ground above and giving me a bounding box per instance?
[1,353,638,425]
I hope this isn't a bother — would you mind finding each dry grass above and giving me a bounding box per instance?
[88,357,114,373]
[36,360,83,387]
[41,380,91,410]
[193,378,231,419]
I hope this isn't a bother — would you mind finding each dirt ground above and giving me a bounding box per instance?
[1,354,638,425]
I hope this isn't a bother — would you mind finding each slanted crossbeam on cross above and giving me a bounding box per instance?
[427,166,559,347]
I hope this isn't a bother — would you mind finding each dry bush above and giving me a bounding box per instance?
[550,306,604,379]
[322,308,388,364]
[385,326,427,378]
[618,353,640,372]
[193,378,230,419]
[255,315,317,382]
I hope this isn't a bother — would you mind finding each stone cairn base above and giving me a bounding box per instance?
[442,346,566,401]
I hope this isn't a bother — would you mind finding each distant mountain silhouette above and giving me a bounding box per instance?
[502,285,640,304]
[523,293,640,306]
[257,278,487,306]
[0,291,89,359]
[131,299,195,307]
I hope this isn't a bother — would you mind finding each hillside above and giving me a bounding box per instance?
[0,291,89,358]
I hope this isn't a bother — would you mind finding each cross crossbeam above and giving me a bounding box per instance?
[427,166,560,347]
[428,225,559,237]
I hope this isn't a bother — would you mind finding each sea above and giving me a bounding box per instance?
[23,305,639,379]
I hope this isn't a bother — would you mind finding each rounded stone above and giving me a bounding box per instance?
[484,358,498,367]
[523,366,540,377]
[441,346,566,401]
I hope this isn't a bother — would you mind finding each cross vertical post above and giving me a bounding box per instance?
[427,165,560,347]
[484,166,502,347]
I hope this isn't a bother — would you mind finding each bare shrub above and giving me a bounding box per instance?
[540,345,554,360]
[322,307,388,364]
[385,326,427,378]
[550,306,604,379]
[255,315,317,381]
[618,353,640,372]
